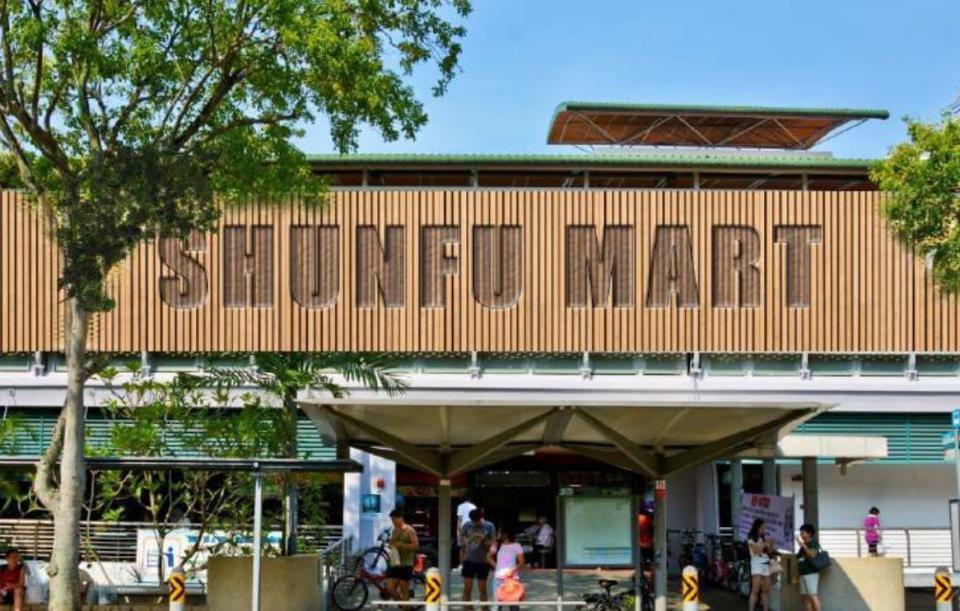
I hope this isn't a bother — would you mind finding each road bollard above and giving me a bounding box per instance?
[168,565,186,611]
[425,567,442,611]
[935,567,953,611]
[681,565,699,611]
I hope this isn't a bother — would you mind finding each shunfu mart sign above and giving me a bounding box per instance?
[159,222,820,311]
[0,190,942,353]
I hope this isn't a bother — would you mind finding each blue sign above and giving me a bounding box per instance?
[362,493,382,514]
[953,409,960,429]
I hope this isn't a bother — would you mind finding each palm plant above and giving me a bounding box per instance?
[204,353,406,555]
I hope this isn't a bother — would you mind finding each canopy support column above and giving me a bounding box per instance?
[654,479,667,611]
[763,458,778,496]
[438,478,452,597]
[802,457,819,528]
[556,492,564,599]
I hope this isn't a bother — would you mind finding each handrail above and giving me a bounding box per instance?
[0,518,344,562]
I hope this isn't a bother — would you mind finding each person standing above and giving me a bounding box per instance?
[0,549,26,611]
[488,529,525,611]
[796,524,824,611]
[534,516,554,568]
[637,510,654,564]
[461,508,496,609]
[863,507,882,557]
[385,509,420,602]
[747,519,773,611]
[456,496,478,566]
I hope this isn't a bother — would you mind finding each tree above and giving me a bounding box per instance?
[0,2,470,607]
[872,110,960,290]
[93,365,290,583]
[205,352,405,555]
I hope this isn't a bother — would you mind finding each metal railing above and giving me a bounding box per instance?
[0,518,344,562]
[818,528,952,568]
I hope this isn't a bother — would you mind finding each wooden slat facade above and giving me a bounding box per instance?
[1,189,957,354]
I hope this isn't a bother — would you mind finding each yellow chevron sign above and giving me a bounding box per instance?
[425,573,441,603]
[935,573,953,603]
[682,572,699,602]
[169,573,186,603]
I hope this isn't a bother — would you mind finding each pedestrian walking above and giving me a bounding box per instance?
[863,507,882,556]
[488,528,525,611]
[796,524,829,611]
[461,508,496,609]
[457,496,478,567]
[747,518,773,611]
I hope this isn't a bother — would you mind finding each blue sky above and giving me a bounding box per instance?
[297,0,960,160]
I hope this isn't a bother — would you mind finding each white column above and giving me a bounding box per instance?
[252,471,264,611]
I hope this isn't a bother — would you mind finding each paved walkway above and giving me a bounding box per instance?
[447,569,708,610]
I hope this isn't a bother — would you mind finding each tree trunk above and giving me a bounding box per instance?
[44,298,89,610]
[282,393,298,556]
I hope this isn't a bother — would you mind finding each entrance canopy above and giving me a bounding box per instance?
[300,390,827,478]
[546,102,889,148]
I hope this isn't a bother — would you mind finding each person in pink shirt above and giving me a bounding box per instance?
[863,507,882,556]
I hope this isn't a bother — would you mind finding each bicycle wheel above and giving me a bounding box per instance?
[355,546,390,575]
[331,575,370,611]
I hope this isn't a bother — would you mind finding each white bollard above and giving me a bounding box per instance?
[681,565,699,611]
[168,565,186,611]
[935,567,953,611]
[425,567,443,611]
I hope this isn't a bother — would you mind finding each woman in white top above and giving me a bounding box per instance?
[747,518,774,611]
[487,528,525,611]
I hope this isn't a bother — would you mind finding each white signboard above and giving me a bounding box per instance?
[136,528,282,583]
[737,493,796,551]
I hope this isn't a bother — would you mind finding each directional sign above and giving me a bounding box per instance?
[425,575,441,603]
[169,573,186,603]
[935,572,954,602]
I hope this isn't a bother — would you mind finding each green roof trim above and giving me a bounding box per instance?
[552,101,891,121]
[306,153,878,172]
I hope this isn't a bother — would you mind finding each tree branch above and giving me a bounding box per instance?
[33,407,65,510]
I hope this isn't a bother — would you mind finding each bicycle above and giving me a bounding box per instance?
[332,532,427,611]
[583,578,635,611]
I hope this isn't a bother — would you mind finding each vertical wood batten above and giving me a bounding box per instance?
[0,189,949,354]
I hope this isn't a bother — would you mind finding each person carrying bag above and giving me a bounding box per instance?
[796,524,829,611]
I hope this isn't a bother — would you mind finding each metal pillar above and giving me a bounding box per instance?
[252,471,264,611]
[801,457,819,528]
[730,459,743,534]
[283,486,299,556]
[438,478,452,597]
[762,459,778,497]
[654,479,667,611]
[556,492,564,598]
[632,490,641,611]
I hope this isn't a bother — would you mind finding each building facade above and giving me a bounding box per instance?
[0,102,953,579]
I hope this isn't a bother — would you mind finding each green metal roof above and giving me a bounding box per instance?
[2,408,336,461]
[794,413,950,464]
[552,101,891,121]
[306,152,877,172]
